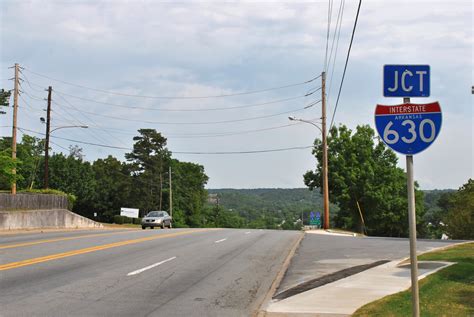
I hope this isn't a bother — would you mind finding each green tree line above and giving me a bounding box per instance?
[303,124,472,239]
[0,129,211,227]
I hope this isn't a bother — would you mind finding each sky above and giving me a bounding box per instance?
[0,0,472,190]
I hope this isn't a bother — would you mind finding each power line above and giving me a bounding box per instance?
[22,77,313,112]
[20,85,319,138]
[329,0,362,129]
[54,92,131,146]
[23,67,322,100]
[327,0,346,105]
[18,127,313,155]
[173,146,313,155]
[52,98,320,125]
[326,0,345,79]
[324,0,334,71]
[53,89,309,112]
[86,121,307,139]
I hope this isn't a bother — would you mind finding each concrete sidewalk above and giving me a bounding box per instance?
[263,231,464,316]
[275,231,458,295]
[265,259,453,316]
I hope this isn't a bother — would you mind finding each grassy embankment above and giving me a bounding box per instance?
[353,242,474,317]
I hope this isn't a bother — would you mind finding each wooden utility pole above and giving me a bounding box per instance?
[44,86,52,189]
[159,172,163,210]
[321,71,330,229]
[169,166,173,221]
[11,63,20,195]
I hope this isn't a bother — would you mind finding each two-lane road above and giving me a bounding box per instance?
[0,228,301,317]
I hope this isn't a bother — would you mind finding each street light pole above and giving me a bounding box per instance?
[41,88,88,189]
[288,71,330,229]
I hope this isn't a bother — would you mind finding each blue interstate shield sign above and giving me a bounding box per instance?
[374,102,442,155]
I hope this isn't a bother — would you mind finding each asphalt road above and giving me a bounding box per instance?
[0,228,301,317]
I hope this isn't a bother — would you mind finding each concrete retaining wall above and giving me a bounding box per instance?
[0,193,69,210]
[0,209,103,230]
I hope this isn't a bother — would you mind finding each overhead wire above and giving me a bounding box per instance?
[23,67,322,100]
[18,127,313,155]
[327,0,346,104]
[53,89,309,112]
[53,92,131,146]
[21,76,315,112]
[326,0,345,79]
[19,78,322,139]
[85,121,307,139]
[51,99,320,125]
[329,0,362,129]
[324,0,334,72]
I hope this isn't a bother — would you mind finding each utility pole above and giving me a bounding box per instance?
[169,165,173,221]
[159,172,163,210]
[11,63,20,195]
[44,86,52,189]
[321,71,330,229]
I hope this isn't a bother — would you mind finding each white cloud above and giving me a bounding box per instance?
[0,0,472,189]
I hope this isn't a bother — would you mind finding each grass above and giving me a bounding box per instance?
[353,242,474,317]
[102,223,141,229]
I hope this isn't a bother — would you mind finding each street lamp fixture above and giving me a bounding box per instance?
[50,125,88,133]
[288,116,323,133]
[40,119,89,189]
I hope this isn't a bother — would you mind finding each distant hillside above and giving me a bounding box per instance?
[207,188,454,228]
[207,188,339,226]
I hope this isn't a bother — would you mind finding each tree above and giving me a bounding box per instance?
[0,88,11,111]
[170,159,209,227]
[91,156,132,221]
[304,124,425,237]
[442,179,473,240]
[47,152,96,217]
[0,135,43,190]
[126,129,171,214]
[0,149,20,188]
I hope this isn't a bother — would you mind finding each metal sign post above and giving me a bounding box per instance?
[404,98,419,317]
[376,64,441,317]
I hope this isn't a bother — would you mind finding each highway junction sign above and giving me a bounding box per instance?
[375,102,442,155]
[383,65,430,97]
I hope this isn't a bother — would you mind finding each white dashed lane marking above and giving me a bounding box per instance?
[127,256,176,276]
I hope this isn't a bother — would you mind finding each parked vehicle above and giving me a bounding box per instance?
[141,211,172,229]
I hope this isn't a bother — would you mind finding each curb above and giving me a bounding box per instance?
[254,231,305,317]
[397,240,472,266]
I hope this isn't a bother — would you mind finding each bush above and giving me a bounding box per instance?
[112,215,137,224]
[132,217,142,224]
[19,188,77,210]
[113,215,124,224]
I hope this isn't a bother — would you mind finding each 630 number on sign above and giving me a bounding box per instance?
[374,102,442,155]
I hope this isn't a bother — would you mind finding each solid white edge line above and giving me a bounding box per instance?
[127,256,176,276]
[214,238,227,243]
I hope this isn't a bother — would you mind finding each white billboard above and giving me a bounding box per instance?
[120,207,139,218]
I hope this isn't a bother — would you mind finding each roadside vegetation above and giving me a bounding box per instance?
[0,108,471,236]
[353,243,474,317]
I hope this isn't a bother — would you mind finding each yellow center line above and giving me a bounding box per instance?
[0,230,141,250]
[0,229,215,271]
